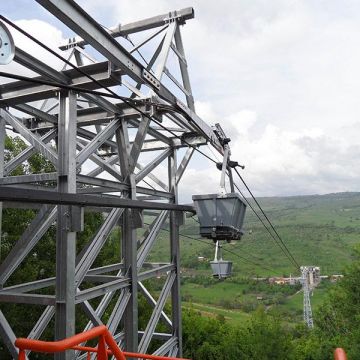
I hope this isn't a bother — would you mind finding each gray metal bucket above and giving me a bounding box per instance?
[192,193,246,241]
[210,260,232,278]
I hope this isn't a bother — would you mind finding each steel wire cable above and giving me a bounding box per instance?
[144,222,277,274]
[0,76,298,270]
[99,22,151,67]
[233,167,300,270]
[1,15,300,271]
[123,34,150,69]
[0,15,219,166]
[189,161,296,265]
[231,180,300,270]
[199,147,300,271]
[203,143,300,271]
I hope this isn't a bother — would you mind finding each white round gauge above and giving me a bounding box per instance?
[0,21,15,65]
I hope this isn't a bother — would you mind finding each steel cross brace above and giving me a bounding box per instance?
[0,4,234,358]
[35,0,223,153]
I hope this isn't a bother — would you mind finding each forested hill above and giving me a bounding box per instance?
[152,192,360,277]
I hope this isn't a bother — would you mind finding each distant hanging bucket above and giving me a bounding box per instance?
[210,260,232,279]
[192,193,247,241]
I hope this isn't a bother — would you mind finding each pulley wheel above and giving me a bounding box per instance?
[0,21,15,65]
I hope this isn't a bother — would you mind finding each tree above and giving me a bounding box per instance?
[314,245,360,358]
[182,308,227,360]
[0,136,104,357]
[183,307,295,360]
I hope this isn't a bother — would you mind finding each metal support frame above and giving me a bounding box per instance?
[0,117,4,265]
[169,149,183,356]
[55,91,77,360]
[301,266,315,329]
[219,145,230,194]
[0,4,230,359]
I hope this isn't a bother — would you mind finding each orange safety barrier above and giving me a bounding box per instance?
[15,325,189,360]
[334,348,347,360]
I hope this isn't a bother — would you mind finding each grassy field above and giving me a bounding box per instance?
[144,192,360,325]
[272,281,332,321]
[148,192,360,276]
[182,302,251,326]
[180,277,334,325]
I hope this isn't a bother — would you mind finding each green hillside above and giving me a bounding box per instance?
[145,192,360,326]
[149,192,360,277]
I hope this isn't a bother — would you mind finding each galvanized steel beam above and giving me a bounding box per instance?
[59,7,194,50]
[36,0,223,152]
[0,311,21,358]
[169,148,183,356]
[0,4,229,358]
[138,272,175,353]
[0,205,57,285]
[1,109,58,165]
[55,91,77,360]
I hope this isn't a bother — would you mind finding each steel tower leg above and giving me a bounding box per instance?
[0,6,217,357]
[0,117,4,264]
[117,120,139,352]
[55,91,77,360]
[122,208,138,352]
[169,149,182,356]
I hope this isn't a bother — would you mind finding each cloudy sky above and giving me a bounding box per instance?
[3,0,360,198]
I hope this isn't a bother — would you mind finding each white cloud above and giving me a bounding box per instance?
[1,19,70,82]
[5,1,360,198]
[180,100,360,199]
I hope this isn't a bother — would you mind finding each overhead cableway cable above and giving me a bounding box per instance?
[144,222,277,275]
[0,15,218,166]
[231,179,300,271]
[0,15,300,273]
[200,142,301,272]
[233,167,301,270]
[190,213,287,269]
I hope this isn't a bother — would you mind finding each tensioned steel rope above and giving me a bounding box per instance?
[230,182,299,267]
[196,147,300,272]
[0,15,300,271]
[233,167,300,270]
[0,65,298,269]
[0,15,218,165]
[194,237,277,275]
[190,214,286,263]
[184,232,275,272]
[143,222,277,274]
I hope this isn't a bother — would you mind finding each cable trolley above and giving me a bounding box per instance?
[192,124,247,279]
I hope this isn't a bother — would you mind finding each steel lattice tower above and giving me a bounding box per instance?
[0,2,235,359]
[301,266,320,328]
[302,267,314,328]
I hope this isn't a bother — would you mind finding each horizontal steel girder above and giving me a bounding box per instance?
[0,60,122,105]
[0,186,195,212]
[59,7,195,50]
[36,0,223,153]
[1,109,58,166]
[0,292,56,306]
